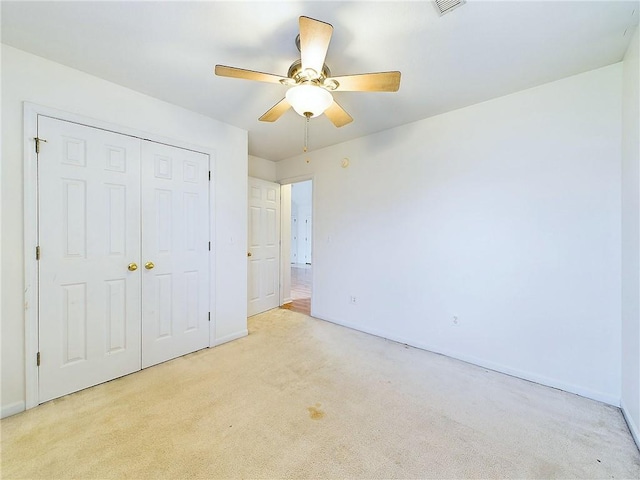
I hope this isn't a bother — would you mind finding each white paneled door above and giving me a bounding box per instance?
[248,178,280,316]
[37,116,210,403]
[141,141,210,368]
[38,116,142,403]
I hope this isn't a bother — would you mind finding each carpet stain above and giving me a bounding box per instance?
[307,405,324,420]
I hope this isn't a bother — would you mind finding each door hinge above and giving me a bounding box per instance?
[208,312,211,322]
[37,352,41,366]
[35,246,40,260]
[208,241,211,251]
[34,137,47,154]
[208,171,211,181]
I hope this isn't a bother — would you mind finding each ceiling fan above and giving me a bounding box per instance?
[214,16,401,128]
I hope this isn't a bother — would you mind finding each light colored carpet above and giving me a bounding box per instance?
[2,308,639,479]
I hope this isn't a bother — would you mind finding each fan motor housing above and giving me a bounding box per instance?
[287,59,332,85]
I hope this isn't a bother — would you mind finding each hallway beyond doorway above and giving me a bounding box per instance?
[282,264,311,315]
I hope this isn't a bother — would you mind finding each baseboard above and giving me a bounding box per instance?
[1,401,26,419]
[213,329,248,346]
[314,312,619,406]
[621,398,640,451]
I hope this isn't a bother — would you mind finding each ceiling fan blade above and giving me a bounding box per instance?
[299,16,333,76]
[328,71,401,92]
[324,100,353,128]
[259,98,291,122]
[215,65,287,84]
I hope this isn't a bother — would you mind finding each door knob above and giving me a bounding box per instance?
[127,263,138,271]
[145,261,155,270]
[247,252,252,257]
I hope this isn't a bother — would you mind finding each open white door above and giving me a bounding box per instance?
[38,116,142,403]
[248,177,280,316]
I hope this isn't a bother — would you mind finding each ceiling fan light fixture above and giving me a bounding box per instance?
[214,16,398,128]
[286,84,333,118]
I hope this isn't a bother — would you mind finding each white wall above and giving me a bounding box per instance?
[277,64,623,404]
[292,180,312,207]
[621,27,640,446]
[1,45,248,416]
[248,155,277,182]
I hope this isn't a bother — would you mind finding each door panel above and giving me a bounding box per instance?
[247,177,280,316]
[38,116,142,403]
[141,141,210,368]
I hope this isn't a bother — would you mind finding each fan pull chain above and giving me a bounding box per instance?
[303,113,310,153]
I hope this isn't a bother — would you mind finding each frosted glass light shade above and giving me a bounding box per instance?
[286,84,333,118]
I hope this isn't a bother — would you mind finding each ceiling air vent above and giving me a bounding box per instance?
[434,0,466,16]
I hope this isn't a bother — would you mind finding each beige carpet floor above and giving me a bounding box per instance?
[2,308,639,479]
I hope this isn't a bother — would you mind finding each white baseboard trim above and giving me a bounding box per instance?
[1,401,26,419]
[282,297,292,305]
[213,329,248,346]
[313,312,619,406]
[621,398,640,451]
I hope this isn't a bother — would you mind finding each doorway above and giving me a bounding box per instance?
[283,180,312,315]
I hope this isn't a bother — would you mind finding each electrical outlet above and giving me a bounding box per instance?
[452,316,459,326]
[350,296,357,305]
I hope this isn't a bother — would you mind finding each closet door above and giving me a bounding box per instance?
[141,141,210,367]
[38,116,142,403]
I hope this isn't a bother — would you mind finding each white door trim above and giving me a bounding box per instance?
[279,184,292,306]
[23,104,39,410]
[23,102,216,410]
[278,174,314,185]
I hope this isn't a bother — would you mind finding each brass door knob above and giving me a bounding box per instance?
[127,263,138,271]
[247,252,252,257]
[145,261,155,270]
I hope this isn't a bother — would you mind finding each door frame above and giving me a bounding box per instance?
[278,174,315,315]
[23,102,216,409]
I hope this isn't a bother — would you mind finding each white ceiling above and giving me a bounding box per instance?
[2,1,638,161]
